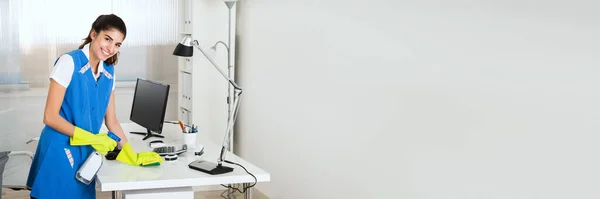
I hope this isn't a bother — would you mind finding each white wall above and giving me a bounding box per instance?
[234,0,600,198]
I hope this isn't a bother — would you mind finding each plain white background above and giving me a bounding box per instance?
[209,0,600,198]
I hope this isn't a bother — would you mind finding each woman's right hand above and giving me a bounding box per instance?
[69,126,117,155]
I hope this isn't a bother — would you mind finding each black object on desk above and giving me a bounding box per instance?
[188,160,233,175]
[105,149,120,160]
[153,144,187,156]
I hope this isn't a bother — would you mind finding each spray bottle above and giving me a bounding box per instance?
[75,132,121,185]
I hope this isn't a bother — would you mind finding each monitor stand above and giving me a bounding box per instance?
[130,129,164,141]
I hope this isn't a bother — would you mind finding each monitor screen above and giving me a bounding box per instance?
[129,78,170,140]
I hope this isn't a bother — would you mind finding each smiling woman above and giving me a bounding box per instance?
[25,14,127,199]
[25,14,162,199]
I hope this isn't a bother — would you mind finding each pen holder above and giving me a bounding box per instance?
[183,132,196,149]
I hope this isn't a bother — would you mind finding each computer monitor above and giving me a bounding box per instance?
[129,78,170,140]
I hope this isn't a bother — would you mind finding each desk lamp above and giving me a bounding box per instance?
[172,36,241,175]
[214,0,237,152]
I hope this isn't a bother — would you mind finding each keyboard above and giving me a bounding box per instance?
[153,144,187,156]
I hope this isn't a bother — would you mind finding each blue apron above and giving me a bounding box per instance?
[27,49,114,199]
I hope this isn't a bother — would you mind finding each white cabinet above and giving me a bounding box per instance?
[181,0,193,34]
[178,0,193,126]
[181,71,192,110]
[178,57,193,126]
[184,57,193,72]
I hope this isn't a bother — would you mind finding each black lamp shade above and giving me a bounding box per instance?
[173,43,193,57]
[173,36,194,57]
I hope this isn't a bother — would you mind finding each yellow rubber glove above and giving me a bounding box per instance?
[116,142,163,166]
[70,126,118,155]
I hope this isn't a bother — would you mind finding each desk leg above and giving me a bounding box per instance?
[112,191,118,199]
[244,183,252,199]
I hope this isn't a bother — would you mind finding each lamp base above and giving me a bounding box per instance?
[188,160,233,175]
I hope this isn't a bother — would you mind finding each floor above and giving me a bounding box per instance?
[2,188,267,199]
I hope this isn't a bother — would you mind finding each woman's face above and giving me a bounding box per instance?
[90,28,124,61]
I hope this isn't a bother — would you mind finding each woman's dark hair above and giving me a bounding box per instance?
[78,14,127,65]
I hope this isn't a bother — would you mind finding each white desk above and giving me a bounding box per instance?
[97,123,270,199]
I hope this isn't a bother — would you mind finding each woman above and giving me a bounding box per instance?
[26,14,161,199]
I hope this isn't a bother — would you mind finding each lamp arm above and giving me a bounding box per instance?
[190,40,242,165]
[192,40,241,91]
[212,40,230,51]
[218,89,241,165]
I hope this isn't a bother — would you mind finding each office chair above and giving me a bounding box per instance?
[0,108,39,194]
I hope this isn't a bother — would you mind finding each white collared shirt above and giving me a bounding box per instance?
[49,44,116,90]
